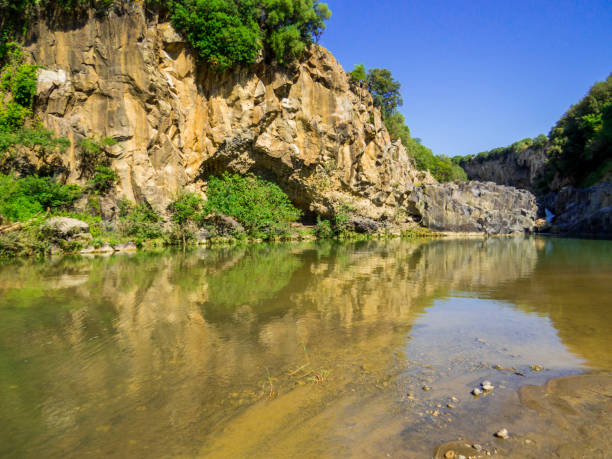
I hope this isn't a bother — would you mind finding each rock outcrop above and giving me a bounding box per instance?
[29,3,431,227]
[541,182,612,236]
[407,181,537,234]
[459,147,548,193]
[24,4,539,235]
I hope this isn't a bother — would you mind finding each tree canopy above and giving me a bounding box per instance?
[358,66,466,182]
[1,0,331,70]
[365,68,403,120]
[548,72,612,187]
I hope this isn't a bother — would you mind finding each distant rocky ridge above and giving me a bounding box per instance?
[458,147,548,194]
[28,3,536,235]
[459,147,611,237]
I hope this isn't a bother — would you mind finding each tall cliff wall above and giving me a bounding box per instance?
[24,4,538,234]
[29,4,432,225]
[459,147,548,193]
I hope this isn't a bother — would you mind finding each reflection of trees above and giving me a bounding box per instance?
[488,238,612,369]
[4,236,609,457]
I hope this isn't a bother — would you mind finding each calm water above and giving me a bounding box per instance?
[0,237,611,458]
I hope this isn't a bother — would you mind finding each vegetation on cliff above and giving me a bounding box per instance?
[1,0,331,70]
[454,135,548,165]
[350,64,467,183]
[548,73,612,188]
[456,73,612,192]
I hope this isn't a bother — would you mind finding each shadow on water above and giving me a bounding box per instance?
[0,236,610,457]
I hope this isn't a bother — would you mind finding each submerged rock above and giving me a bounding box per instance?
[481,381,494,391]
[494,428,510,439]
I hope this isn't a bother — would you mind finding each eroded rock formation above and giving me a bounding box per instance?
[30,4,431,225]
[459,147,548,193]
[27,3,536,233]
[407,181,537,234]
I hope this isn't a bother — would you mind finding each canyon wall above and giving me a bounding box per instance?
[27,3,537,234]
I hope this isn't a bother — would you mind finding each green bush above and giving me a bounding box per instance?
[118,199,164,242]
[165,0,330,70]
[349,63,366,82]
[168,0,262,71]
[0,174,81,223]
[204,172,301,236]
[77,136,116,178]
[168,191,206,226]
[548,73,612,188]
[314,216,333,239]
[88,165,118,194]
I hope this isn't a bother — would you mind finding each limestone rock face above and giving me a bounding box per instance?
[407,181,537,234]
[459,148,548,193]
[29,4,431,225]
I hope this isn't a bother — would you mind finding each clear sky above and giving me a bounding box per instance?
[319,0,612,156]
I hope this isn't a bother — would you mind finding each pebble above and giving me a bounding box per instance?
[495,428,510,439]
[471,388,482,396]
[472,444,483,452]
[447,403,455,409]
[406,392,415,400]
[493,364,504,370]
[450,396,459,402]
[531,364,543,372]
[422,385,431,391]
[481,380,494,391]
[444,450,455,459]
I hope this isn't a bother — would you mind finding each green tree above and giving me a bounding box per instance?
[366,68,402,120]
[349,63,366,81]
[261,0,331,64]
[204,172,301,236]
[548,73,612,187]
[168,0,262,71]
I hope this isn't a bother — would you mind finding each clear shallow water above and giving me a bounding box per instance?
[0,237,611,457]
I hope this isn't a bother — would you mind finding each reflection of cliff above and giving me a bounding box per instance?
[3,236,609,457]
[488,238,612,369]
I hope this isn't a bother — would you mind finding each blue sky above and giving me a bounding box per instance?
[319,0,612,156]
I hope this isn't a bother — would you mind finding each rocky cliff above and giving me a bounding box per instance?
[30,4,434,224]
[407,181,537,234]
[27,3,535,234]
[459,147,548,193]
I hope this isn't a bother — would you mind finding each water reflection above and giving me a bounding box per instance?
[0,237,610,457]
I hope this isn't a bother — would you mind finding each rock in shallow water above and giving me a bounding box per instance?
[406,181,537,234]
[494,428,510,439]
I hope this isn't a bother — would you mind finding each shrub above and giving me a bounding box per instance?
[349,63,366,81]
[88,165,118,194]
[168,191,206,226]
[77,136,117,178]
[314,216,333,239]
[204,172,301,236]
[168,0,262,71]
[0,174,81,223]
[118,199,164,242]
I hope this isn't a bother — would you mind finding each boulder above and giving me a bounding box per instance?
[194,228,211,243]
[42,217,89,238]
[406,181,537,234]
[347,216,381,234]
[204,214,245,236]
[113,242,137,252]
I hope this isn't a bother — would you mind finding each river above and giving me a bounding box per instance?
[1,237,610,458]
